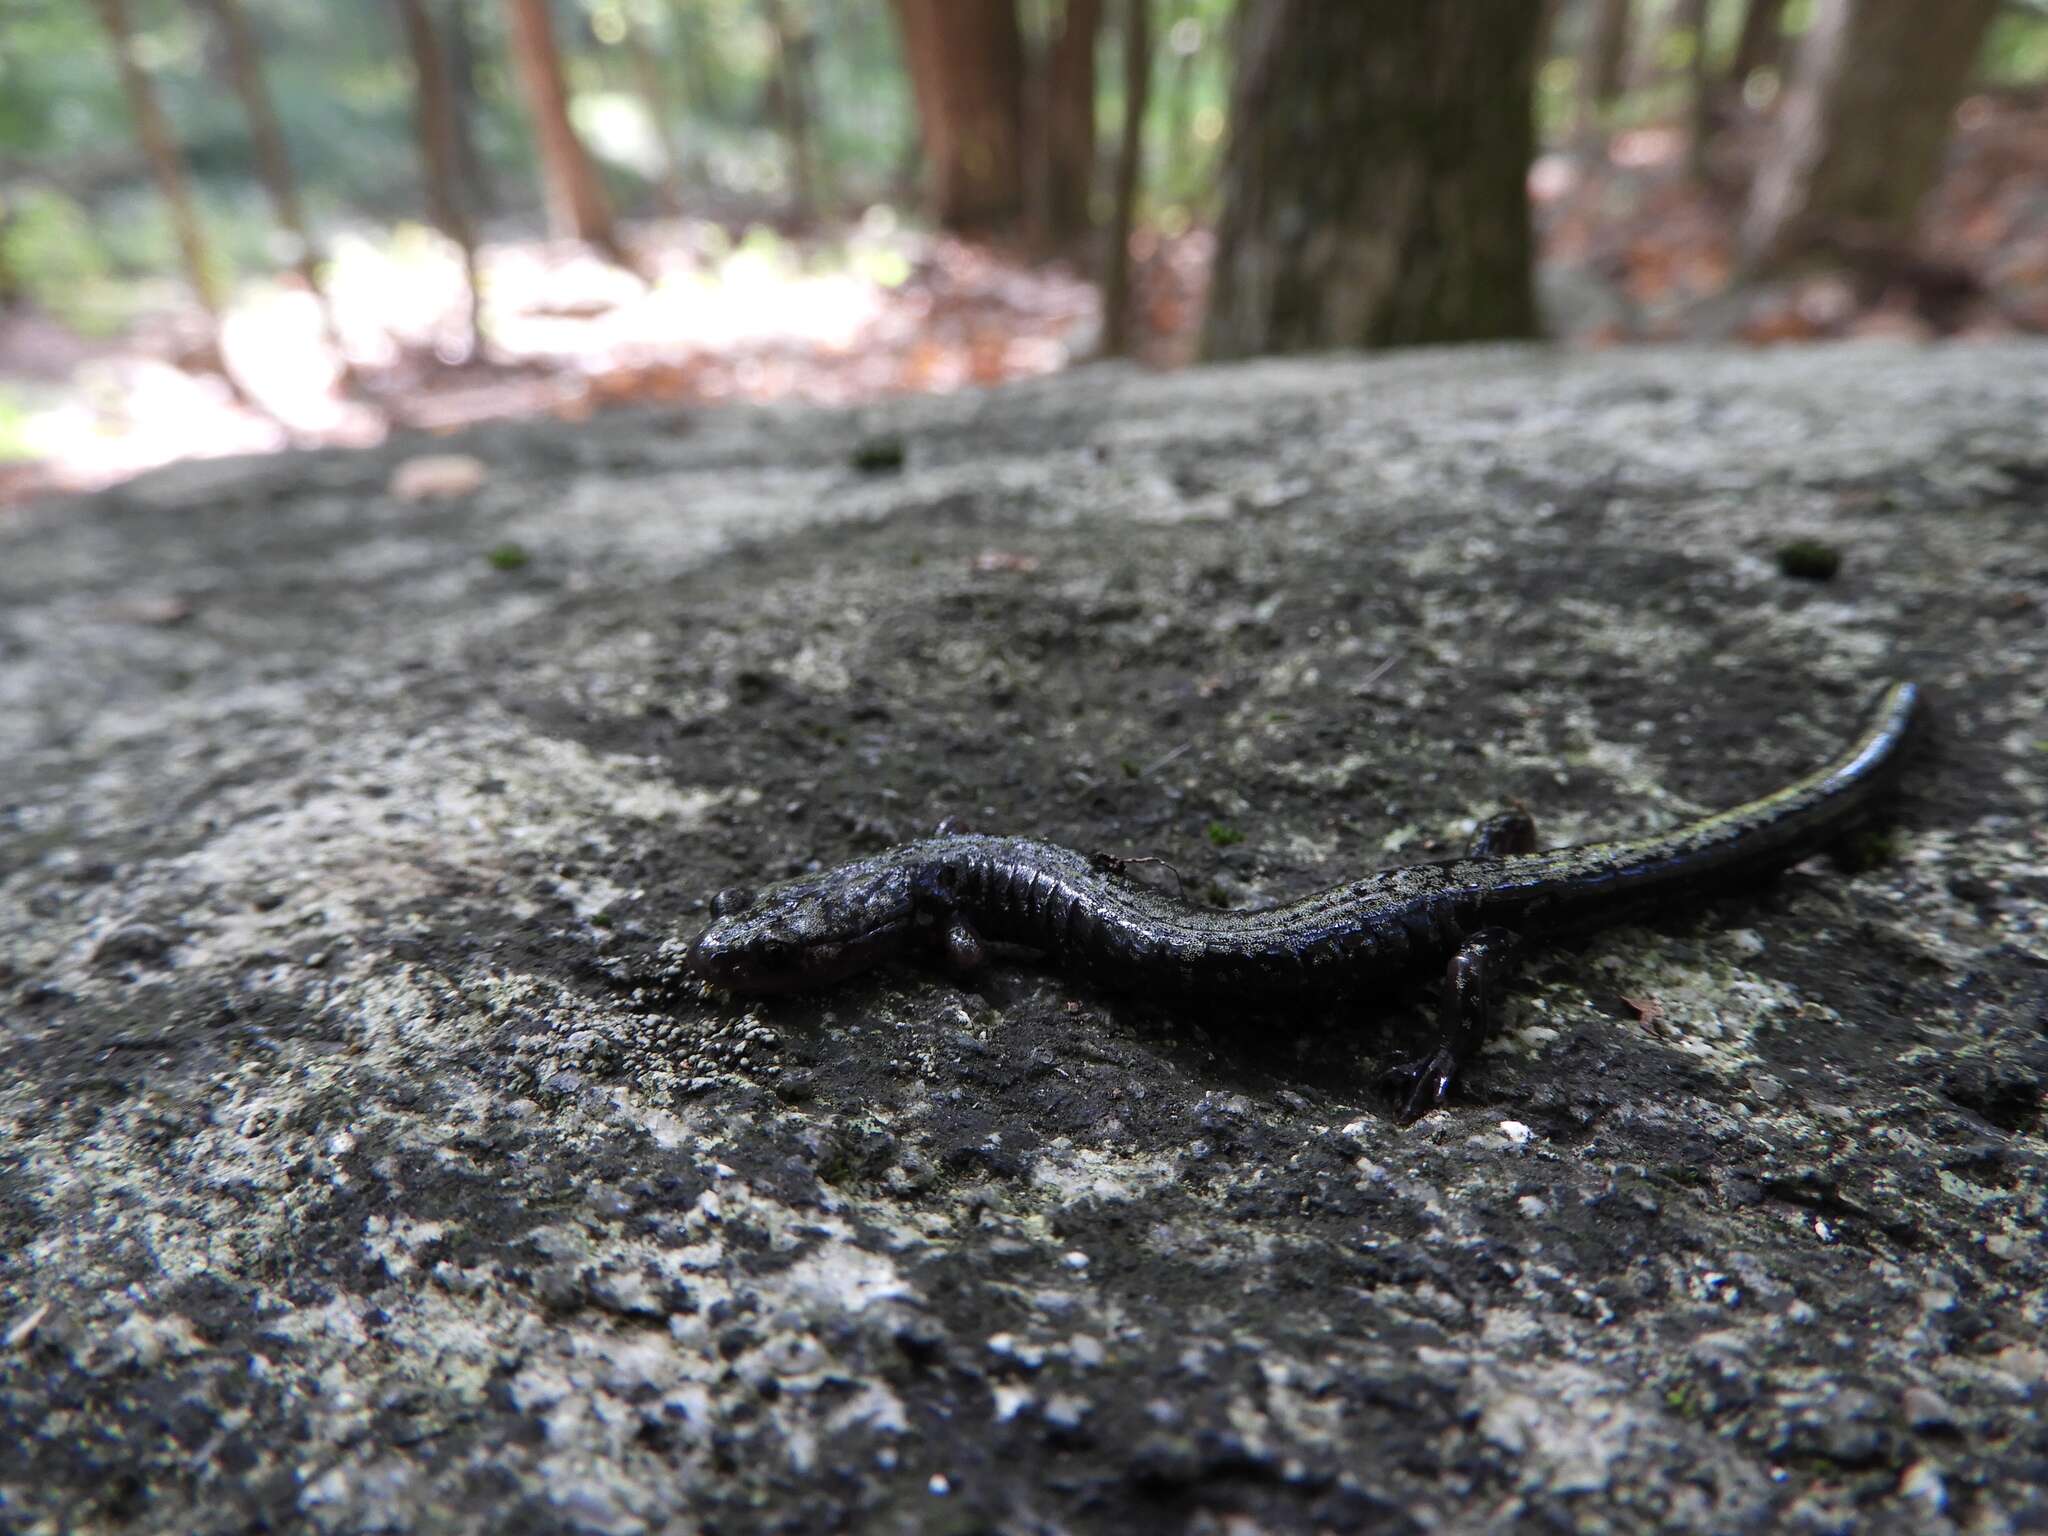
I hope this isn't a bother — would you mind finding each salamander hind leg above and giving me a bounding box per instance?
[1468,809,1538,859]
[910,865,987,980]
[939,912,985,978]
[1384,927,1523,1123]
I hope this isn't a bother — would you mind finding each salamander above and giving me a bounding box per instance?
[687,682,1920,1119]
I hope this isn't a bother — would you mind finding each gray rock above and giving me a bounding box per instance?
[3,343,2047,1534]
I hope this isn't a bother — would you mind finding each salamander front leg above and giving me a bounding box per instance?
[1468,808,1537,859]
[1384,927,1522,1123]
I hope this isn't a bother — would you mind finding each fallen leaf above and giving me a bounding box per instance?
[971,550,1039,574]
[389,453,487,502]
[1620,995,1665,1025]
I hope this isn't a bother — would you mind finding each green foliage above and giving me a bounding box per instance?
[0,188,125,334]
[1982,10,2048,85]
[487,542,532,571]
[1110,0,1239,224]
[0,0,127,157]
[0,387,36,463]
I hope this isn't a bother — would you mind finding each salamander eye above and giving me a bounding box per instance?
[712,887,755,918]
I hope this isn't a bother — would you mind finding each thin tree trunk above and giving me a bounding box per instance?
[92,0,224,318]
[442,0,498,216]
[393,0,485,354]
[1161,3,1192,199]
[1201,2,1542,358]
[1682,0,1713,180]
[1043,0,1101,250]
[1575,0,1633,138]
[1740,0,1997,269]
[1628,0,1677,95]
[1099,0,1148,356]
[1726,0,1787,90]
[890,0,1027,233]
[624,5,684,215]
[0,206,18,308]
[191,0,346,353]
[764,0,821,224]
[671,1,720,124]
[499,0,634,268]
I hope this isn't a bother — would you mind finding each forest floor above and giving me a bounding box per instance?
[4,93,2048,509]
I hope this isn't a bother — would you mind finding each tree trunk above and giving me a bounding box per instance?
[1726,0,1787,90]
[764,0,822,224]
[92,0,225,317]
[392,0,485,353]
[1042,0,1101,249]
[1099,0,1148,356]
[441,0,498,216]
[890,0,1026,233]
[191,0,344,347]
[1627,0,1679,95]
[1201,2,1542,359]
[671,1,721,124]
[1162,2,1197,201]
[1681,0,1713,179]
[1575,0,1632,137]
[1740,0,1997,269]
[498,0,633,266]
[623,5,683,215]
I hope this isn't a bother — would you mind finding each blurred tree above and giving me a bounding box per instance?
[1040,0,1101,250]
[1626,0,1680,96]
[1099,0,1148,354]
[498,0,633,265]
[392,0,485,352]
[623,3,684,214]
[1680,0,1712,178]
[1726,0,1786,92]
[891,0,1026,231]
[191,0,344,350]
[90,0,224,317]
[1575,0,1632,138]
[1202,3,1541,357]
[668,1,723,128]
[1161,1,1197,197]
[765,0,823,223]
[1741,0,1999,268]
[442,0,500,216]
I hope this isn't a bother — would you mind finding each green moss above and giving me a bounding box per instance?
[1775,539,1842,581]
[1835,826,1901,873]
[850,436,906,473]
[1205,821,1244,847]
[486,542,531,572]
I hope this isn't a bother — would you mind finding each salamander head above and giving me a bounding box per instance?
[686,862,916,995]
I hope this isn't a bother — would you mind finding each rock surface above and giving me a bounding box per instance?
[3,343,2046,1535]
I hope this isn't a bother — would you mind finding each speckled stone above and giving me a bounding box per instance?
[3,343,2045,1534]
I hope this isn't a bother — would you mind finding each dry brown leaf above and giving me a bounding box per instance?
[971,550,1040,574]
[389,454,487,502]
[1619,995,1665,1026]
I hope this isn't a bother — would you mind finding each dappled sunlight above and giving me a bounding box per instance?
[0,217,1098,505]
[3,354,283,500]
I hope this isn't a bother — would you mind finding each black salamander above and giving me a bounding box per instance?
[688,682,1921,1119]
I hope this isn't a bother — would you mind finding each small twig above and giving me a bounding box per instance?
[1358,651,1403,692]
[1143,741,1192,777]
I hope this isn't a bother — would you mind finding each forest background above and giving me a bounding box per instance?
[4,0,2047,504]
